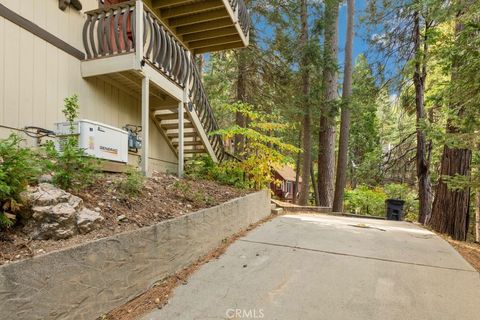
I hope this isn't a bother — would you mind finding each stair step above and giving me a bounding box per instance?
[161,121,193,130]
[270,203,276,210]
[184,148,206,154]
[167,129,196,138]
[154,109,188,120]
[172,140,203,146]
[271,207,284,215]
[171,137,197,143]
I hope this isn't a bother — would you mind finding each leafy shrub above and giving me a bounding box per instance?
[43,95,99,191]
[344,185,387,216]
[0,134,40,228]
[188,104,299,190]
[116,166,145,197]
[212,102,300,190]
[186,155,248,189]
[344,183,419,220]
[172,180,214,205]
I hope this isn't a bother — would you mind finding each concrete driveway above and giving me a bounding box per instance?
[143,214,480,320]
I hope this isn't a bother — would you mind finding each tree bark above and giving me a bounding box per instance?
[413,11,432,225]
[318,0,339,207]
[235,50,247,156]
[332,0,354,212]
[293,129,302,204]
[298,0,311,205]
[195,54,204,80]
[428,20,472,241]
[311,160,320,206]
[429,145,471,240]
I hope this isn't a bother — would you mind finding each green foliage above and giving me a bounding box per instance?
[213,102,300,190]
[0,134,40,229]
[344,184,418,220]
[43,95,99,191]
[348,55,383,186]
[63,95,80,131]
[186,155,248,189]
[0,213,14,229]
[431,3,480,195]
[172,180,214,206]
[344,186,387,217]
[116,166,145,197]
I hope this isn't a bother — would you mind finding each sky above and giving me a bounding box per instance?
[206,1,392,80]
[250,0,387,75]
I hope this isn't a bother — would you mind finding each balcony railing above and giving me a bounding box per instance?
[227,0,250,39]
[82,1,226,161]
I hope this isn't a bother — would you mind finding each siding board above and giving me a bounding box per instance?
[57,53,69,122]
[19,0,33,21]
[3,21,20,128]
[33,0,46,32]
[0,18,4,125]
[45,45,59,126]
[33,37,47,127]
[19,30,34,127]
[0,1,178,172]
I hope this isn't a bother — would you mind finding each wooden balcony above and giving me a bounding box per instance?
[81,1,235,175]
[149,0,249,53]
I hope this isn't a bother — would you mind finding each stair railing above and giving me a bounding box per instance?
[83,1,226,161]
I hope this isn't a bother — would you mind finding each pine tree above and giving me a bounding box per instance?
[318,0,339,207]
[298,0,311,205]
[333,0,355,212]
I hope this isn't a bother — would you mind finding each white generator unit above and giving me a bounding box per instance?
[55,119,129,163]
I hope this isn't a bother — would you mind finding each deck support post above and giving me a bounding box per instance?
[141,75,150,176]
[177,89,187,177]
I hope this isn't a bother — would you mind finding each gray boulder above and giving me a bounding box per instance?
[25,203,79,240]
[22,183,83,208]
[77,209,104,234]
[21,183,104,240]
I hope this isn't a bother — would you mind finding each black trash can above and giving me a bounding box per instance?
[385,199,405,221]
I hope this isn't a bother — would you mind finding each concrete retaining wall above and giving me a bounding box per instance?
[0,190,270,320]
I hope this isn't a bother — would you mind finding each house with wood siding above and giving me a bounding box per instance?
[270,165,302,202]
[0,0,249,175]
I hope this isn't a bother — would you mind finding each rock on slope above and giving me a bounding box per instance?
[21,183,104,240]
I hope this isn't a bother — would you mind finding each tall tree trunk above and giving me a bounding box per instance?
[311,160,320,206]
[195,54,204,80]
[318,0,339,207]
[413,11,432,224]
[428,20,471,241]
[332,0,354,212]
[235,50,247,156]
[293,155,301,204]
[429,145,471,240]
[298,0,311,205]
[293,129,302,204]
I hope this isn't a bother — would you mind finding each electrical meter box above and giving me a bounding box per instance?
[55,120,128,163]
